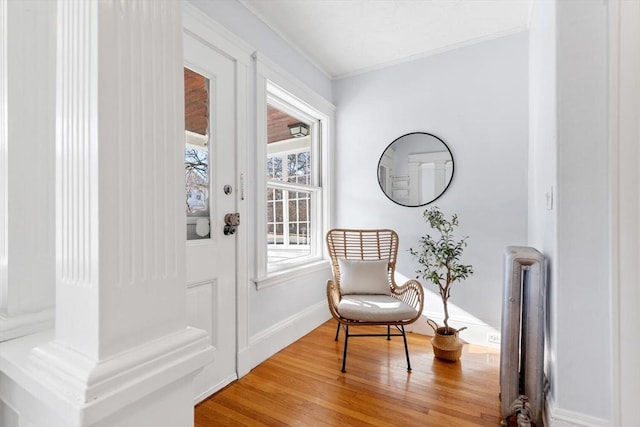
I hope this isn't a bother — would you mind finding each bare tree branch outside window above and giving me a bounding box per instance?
[185,148,209,215]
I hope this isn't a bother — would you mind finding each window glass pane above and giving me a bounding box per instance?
[267,156,282,180]
[185,67,210,240]
[266,106,311,181]
[299,200,308,221]
[287,152,311,184]
[265,102,315,269]
[267,158,274,178]
[266,186,312,265]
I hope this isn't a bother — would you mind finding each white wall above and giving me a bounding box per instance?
[333,33,529,343]
[546,1,612,424]
[528,1,557,261]
[0,0,56,341]
[529,0,612,424]
[527,1,559,422]
[613,2,640,425]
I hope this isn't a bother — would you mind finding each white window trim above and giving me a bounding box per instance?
[267,136,309,156]
[253,53,334,289]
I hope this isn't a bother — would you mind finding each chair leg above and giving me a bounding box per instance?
[341,325,349,373]
[387,325,391,340]
[400,325,411,371]
[335,321,341,341]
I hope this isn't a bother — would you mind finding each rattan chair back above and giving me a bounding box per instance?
[326,229,398,291]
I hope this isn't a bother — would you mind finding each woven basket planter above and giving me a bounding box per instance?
[431,326,463,362]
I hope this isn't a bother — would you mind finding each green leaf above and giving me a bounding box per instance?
[409,206,473,318]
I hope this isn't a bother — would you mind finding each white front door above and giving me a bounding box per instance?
[184,33,237,402]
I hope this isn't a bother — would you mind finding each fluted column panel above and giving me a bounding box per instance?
[56,0,185,359]
[104,0,182,287]
[55,0,100,357]
[57,0,97,289]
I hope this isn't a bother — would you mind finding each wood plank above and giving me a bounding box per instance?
[184,68,208,136]
[195,321,502,426]
[267,104,303,143]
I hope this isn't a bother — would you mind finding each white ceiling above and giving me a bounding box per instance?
[240,0,532,79]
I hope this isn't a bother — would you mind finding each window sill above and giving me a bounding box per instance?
[253,259,331,290]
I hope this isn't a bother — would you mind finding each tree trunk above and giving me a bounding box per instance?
[443,271,452,333]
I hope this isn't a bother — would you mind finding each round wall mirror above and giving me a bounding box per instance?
[377,132,454,207]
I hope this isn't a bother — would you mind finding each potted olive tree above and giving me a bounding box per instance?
[410,206,473,362]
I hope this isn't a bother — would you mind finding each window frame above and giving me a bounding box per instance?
[253,55,334,289]
[265,95,319,269]
[184,65,213,242]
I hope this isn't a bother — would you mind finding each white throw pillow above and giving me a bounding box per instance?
[337,258,391,295]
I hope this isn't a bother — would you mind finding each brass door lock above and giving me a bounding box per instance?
[224,213,240,235]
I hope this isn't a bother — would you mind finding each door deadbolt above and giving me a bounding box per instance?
[224,213,240,235]
[225,213,240,226]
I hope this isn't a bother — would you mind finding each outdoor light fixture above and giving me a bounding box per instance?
[288,122,309,138]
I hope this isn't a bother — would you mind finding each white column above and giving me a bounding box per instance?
[24,1,212,425]
[50,0,191,360]
[0,0,56,341]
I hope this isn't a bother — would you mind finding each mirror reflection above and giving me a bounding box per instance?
[377,132,454,207]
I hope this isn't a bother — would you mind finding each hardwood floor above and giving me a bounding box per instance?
[195,321,502,426]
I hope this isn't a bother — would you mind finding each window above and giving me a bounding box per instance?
[184,67,211,240]
[253,57,334,287]
[264,98,318,271]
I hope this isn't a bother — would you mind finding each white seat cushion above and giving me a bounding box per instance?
[337,294,417,322]
[338,258,391,295]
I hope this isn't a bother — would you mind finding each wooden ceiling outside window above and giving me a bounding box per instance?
[184,67,306,144]
[184,68,208,136]
[267,105,306,144]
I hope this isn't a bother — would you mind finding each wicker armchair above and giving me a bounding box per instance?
[326,229,424,372]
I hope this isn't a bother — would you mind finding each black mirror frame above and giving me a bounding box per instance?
[377,132,455,207]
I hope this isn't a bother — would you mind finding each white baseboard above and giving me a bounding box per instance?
[193,374,237,405]
[407,311,501,349]
[237,301,331,376]
[0,308,54,342]
[545,395,611,427]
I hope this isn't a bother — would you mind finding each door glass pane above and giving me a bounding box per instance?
[185,67,211,240]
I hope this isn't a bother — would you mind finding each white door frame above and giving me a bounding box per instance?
[182,2,252,384]
[609,0,640,425]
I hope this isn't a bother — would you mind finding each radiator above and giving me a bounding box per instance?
[500,246,546,426]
